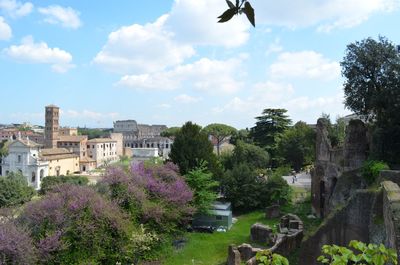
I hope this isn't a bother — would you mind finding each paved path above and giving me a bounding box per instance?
[282,172,311,190]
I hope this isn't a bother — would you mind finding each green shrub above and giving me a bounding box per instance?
[256,250,289,265]
[40,175,89,194]
[318,240,397,265]
[362,160,389,185]
[0,172,35,208]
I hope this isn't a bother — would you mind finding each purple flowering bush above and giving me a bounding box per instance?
[0,221,36,265]
[100,162,194,233]
[18,184,133,264]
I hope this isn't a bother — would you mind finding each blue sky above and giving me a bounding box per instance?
[0,0,399,128]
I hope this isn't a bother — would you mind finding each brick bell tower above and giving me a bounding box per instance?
[44,105,60,148]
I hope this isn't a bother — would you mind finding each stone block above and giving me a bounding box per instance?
[265,205,280,219]
[250,223,273,244]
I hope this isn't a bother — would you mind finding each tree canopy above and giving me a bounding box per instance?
[341,36,400,164]
[278,121,315,171]
[341,36,400,124]
[203,123,236,155]
[250,108,291,165]
[169,121,221,177]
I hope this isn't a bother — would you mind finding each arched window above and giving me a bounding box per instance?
[40,169,44,180]
[31,172,36,182]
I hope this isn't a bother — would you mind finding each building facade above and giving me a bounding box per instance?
[40,148,80,176]
[87,138,118,166]
[57,135,88,159]
[1,139,49,190]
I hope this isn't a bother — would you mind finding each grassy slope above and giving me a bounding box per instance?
[163,211,279,265]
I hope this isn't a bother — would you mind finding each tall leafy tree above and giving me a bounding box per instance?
[250,108,291,165]
[342,37,400,123]
[203,123,237,155]
[170,122,220,176]
[341,36,400,164]
[279,121,316,171]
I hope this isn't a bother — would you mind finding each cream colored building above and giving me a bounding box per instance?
[40,148,80,176]
[87,138,118,166]
[59,127,78,136]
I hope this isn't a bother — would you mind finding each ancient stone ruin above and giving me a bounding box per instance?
[311,118,369,218]
[265,204,280,219]
[250,223,273,244]
[227,214,304,265]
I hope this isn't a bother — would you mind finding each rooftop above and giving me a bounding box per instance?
[58,135,88,142]
[87,138,117,143]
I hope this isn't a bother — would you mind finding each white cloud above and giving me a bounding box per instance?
[0,16,11,40]
[174,94,201,104]
[252,0,398,31]
[269,51,340,80]
[265,38,283,56]
[0,0,32,18]
[3,35,75,73]
[93,15,195,74]
[38,5,82,29]
[213,81,294,113]
[165,0,250,47]
[116,57,243,94]
[157,103,171,109]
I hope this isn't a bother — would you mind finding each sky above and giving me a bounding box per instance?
[0,0,399,129]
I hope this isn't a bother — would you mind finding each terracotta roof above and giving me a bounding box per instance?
[79,157,96,163]
[58,135,88,142]
[40,148,71,156]
[87,138,117,143]
[40,148,78,160]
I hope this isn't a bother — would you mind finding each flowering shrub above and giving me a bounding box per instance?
[18,184,133,264]
[0,221,37,265]
[100,162,194,233]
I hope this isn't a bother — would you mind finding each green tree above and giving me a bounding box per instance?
[221,163,261,211]
[279,121,315,171]
[341,36,400,123]
[250,108,291,166]
[224,140,270,170]
[184,163,219,214]
[0,172,35,208]
[170,121,221,176]
[230,128,252,145]
[0,140,9,158]
[341,37,400,164]
[203,123,237,155]
[160,127,181,138]
[40,175,89,194]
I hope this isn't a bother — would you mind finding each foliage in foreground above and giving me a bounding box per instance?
[0,221,37,265]
[318,240,397,265]
[40,175,89,194]
[18,184,133,264]
[256,249,289,265]
[99,162,194,234]
[0,171,35,208]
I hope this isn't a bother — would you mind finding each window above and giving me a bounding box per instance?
[18,155,21,163]
[216,215,222,220]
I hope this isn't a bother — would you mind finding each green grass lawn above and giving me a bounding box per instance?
[163,211,280,265]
